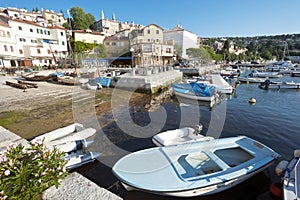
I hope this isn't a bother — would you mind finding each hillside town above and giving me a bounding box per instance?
[0,6,252,72]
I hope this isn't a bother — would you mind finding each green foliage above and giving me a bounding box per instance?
[74,41,107,58]
[69,7,96,30]
[174,44,182,60]
[94,44,107,58]
[203,46,223,61]
[186,47,211,61]
[62,22,70,30]
[0,140,68,200]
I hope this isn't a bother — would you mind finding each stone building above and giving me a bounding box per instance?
[129,24,174,66]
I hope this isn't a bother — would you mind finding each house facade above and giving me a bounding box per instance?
[0,15,68,68]
[163,25,200,59]
[94,11,142,37]
[72,29,105,44]
[129,24,174,66]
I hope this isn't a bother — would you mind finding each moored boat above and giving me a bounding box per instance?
[283,150,300,200]
[249,70,282,78]
[112,136,279,197]
[172,82,218,102]
[152,125,214,147]
[259,80,300,89]
[238,76,267,83]
[64,151,101,170]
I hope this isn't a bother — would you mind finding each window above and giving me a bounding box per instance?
[47,49,51,54]
[148,39,151,42]
[7,31,10,38]
[4,45,8,52]
[62,41,65,45]
[112,42,116,46]
[147,30,150,34]
[37,49,41,54]
[156,30,159,34]
[30,28,33,32]
[37,29,39,33]
[105,42,110,45]
[31,39,37,43]
[19,49,23,54]
[48,31,50,35]
[94,40,97,44]
[19,38,26,42]
[0,30,5,37]
[166,48,171,53]
[156,39,159,43]
[18,26,22,31]
[143,44,152,53]
[52,15,54,19]
[60,32,64,36]
[44,30,47,34]
[10,46,14,52]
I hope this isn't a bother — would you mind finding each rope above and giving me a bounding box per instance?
[107,181,120,190]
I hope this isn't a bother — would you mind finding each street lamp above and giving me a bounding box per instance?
[130,47,134,68]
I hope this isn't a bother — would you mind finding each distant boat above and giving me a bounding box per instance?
[291,71,300,77]
[238,76,267,83]
[152,125,214,147]
[94,76,111,87]
[172,82,218,102]
[22,71,53,81]
[112,136,279,197]
[259,80,300,89]
[249,70,282,78]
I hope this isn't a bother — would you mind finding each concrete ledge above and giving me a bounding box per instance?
[43,172,123,200]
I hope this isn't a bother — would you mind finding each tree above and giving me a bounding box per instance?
[186,47,211,61]
[94,44,107,58]
[174,44,182,61]
[69,7,96,30]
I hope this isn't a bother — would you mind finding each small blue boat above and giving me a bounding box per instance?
[112,136,279,197]
[94,76,111,87]
[172,82,217,102]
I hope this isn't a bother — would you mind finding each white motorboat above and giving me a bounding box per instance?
[259,80,300,89]
[249,70,282,78]
[64,151,101,170]
[54,139,94,153]
[112,136,279,197]
[152,125,214,147]
[275,149,300,200]
[238,76,267,83]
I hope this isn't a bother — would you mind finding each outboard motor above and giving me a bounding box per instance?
[275,160,289,177]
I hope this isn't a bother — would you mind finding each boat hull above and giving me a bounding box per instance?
[283,157,300,200]
[113,136,279,197]
[174,90,216,102]
[120,160,275,197]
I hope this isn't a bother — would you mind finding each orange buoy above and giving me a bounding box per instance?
[270,182,283,200]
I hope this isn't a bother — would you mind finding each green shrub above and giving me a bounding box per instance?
[0,139,68,200]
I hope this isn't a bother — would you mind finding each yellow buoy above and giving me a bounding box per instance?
[248,97,256,103]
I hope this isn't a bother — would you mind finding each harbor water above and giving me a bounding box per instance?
[75,74,300,200]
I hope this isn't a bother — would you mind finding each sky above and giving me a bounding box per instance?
[1,0,300,38]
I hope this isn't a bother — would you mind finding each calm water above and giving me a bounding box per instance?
[75,74,300,200]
